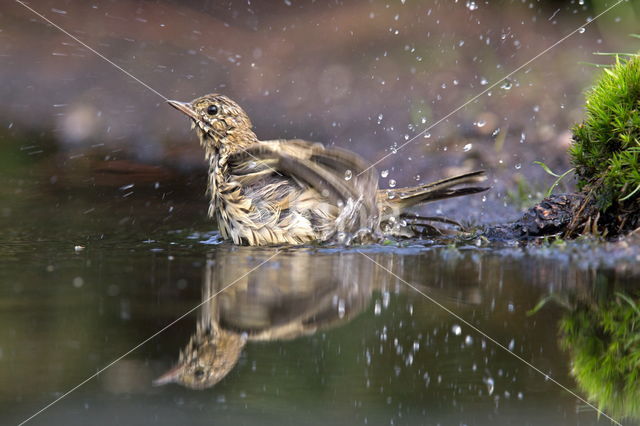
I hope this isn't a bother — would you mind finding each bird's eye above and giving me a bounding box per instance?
[194,368,205,380]
[207,105,219,116]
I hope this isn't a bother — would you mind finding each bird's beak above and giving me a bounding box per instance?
[167,100,199,121]
[152,364,182,386]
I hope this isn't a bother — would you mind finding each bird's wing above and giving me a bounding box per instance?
[227,139,379,222]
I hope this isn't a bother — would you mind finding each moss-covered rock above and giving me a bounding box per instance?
[483,55,640,240]
[570,56,640,217]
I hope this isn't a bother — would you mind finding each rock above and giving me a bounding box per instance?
[483,193,586,241]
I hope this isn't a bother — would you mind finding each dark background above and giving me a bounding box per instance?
[1,0,640,221]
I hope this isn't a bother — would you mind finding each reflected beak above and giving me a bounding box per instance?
[167,100,199,121]
[152,364,182,387]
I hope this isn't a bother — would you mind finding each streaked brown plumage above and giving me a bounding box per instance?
[153,261,246,389]
[168,94,488,246]
[153,321,245,390]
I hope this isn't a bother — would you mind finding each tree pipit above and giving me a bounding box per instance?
[168,94,488,246]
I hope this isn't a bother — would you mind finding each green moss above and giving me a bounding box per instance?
[560,293,640,420]
[570,55,640,212]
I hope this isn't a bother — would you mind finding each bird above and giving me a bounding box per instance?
[168,94,488,246]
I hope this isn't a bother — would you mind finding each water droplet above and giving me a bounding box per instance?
[344,169,353,181]
[405,353,413,366]
[508,338,515,351]
[382,291,390,308]
[451,324,462,335]
[381,169,389,178]
[389,179,397,188]
[578,27,585,34]
[514,163,521,170]
[480,78,488,85]
[484,377,495,395]
[374,300,382,315]
[475,120,486,128]
[72,276,84,288]
[423,132,431,139]
[466,1,478,11]
[465,335,473,345]
[463,143,472,152]
[492,128,501,137]
[378,113,384,121]
[500,79,513,90]
[338,299,345,318]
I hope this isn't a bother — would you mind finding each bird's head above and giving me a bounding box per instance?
[153,325,246,390]
[168,94,257,157]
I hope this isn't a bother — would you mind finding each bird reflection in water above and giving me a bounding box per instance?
[152,248,481,390]
[153,249,378,389]
[153,246,640,423]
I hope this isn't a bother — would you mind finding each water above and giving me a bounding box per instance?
[1,150,639,426]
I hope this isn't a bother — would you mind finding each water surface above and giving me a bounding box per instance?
[1,152,639,426]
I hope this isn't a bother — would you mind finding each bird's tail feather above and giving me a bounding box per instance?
[378,170,489,211]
